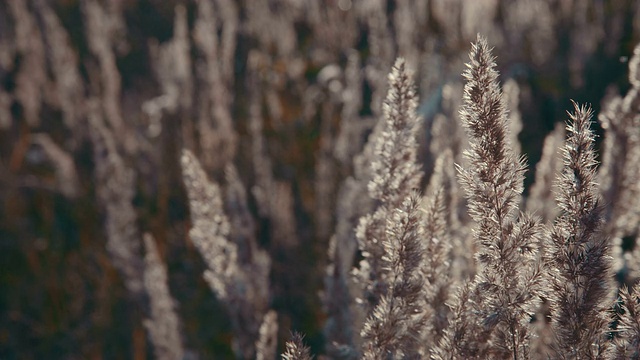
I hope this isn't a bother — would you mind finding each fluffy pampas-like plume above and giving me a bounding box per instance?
[282,333,313,360]
[598,43,640,282]
[361,193,428,359]
[180,149,270,359]
[612,284,640,359]
[547,102,613,359]
[354,57,423,313]
[435,35,543,359]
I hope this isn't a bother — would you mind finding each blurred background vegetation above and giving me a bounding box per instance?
[1,0,640,358]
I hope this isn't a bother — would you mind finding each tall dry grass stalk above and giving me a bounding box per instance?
[612,284,640,359]
[353,58,423,314]
[180,149,271,359]
[435,35,543,359]
[142,233,184,360]
[547,102,612,359]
